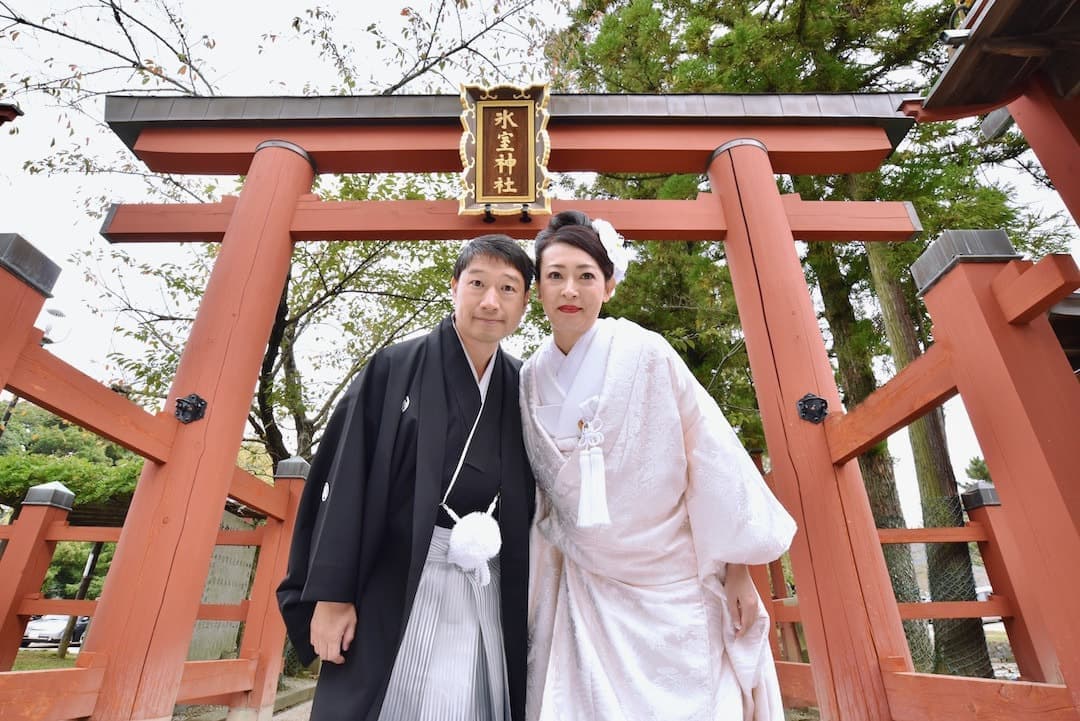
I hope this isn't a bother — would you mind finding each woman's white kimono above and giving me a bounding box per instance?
[521,318,797,721]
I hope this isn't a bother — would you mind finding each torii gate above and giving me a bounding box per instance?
[1,91,1079,721]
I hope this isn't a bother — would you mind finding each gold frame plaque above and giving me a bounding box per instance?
[459,83,551,217]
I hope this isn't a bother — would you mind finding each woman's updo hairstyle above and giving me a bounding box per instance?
[534,210,615,282]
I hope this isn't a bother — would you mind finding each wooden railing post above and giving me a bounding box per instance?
[0,482,75,670]
[226,458,309,721]
[913,230,1080,710]
[962,484,1061,683]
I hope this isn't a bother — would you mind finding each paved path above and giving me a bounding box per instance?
[273,699,313,721]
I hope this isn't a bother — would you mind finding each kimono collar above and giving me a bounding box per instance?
[534,318,614,446]
[451,316,496,401]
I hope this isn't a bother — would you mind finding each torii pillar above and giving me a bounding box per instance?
[708,139,912,720]
[1007,75,1080,226]
[79,141,315,721]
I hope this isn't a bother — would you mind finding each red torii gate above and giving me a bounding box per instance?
[1,91,1078,721]
[901,0,1080,225]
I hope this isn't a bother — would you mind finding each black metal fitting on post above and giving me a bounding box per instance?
[519,205,532,223]
[175,393,208,424]
[796,393,828,424]
[483,204,496,223]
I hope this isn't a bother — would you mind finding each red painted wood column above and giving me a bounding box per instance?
[0,483,74,670]
[708,139,911,721]
[1007,74,1080,226]
[0,234,58,393]
[226,459,307,721]
[915,230,1080,710]
[962,486,1060,683]
[81,141,315,721]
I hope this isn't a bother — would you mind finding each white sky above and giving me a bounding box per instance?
[2,1,1077,527]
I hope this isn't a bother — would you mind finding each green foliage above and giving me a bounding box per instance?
[0,401,141,511]
[0,402,126,600]
[0,453,141,508]
[1,401,133,464]
[964,457,992,485]
[554,0,952,94]
[41,542,115,599]
[605,240,764,445]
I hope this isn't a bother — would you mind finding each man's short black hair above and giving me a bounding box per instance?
[453,234,535,291]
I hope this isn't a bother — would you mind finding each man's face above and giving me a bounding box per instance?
[450,254,529,347]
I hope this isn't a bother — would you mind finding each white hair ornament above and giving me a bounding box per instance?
[591,218,630,291]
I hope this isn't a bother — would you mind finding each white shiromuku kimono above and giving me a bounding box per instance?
[520,317,797,721]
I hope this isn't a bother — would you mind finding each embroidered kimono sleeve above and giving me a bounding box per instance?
[665,343,796,574]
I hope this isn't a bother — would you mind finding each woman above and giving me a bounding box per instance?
[521,211,797,721]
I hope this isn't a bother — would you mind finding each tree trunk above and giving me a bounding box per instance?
[804,241,933,671]
[865,240,993,678]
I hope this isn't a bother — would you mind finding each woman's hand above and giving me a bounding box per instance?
[311,600,357,664]
[724,563,759,639]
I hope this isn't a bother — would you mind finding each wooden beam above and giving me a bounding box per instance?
[215,527,265,546]
[175,659,256,703]
[992,255,1080,324]
[776,661,818,708]
[897,597,1013,620]
[885,671,1079,721]
[0,667,104,719]
[45,524,123,543]
[771,599,802,623]
[197,602,250,622]
[825,342,957,465]
[6,336,175,463]
[771,592,1011,624]
[782,195,921,241]
[877,523,989,544]
[102,195,920,244]
[228,467,290,520]
[20,598,97,617]
[132,123,896,175]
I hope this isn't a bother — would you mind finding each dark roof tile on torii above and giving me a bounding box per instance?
[922,0,1079,111]
[103,93,917,176]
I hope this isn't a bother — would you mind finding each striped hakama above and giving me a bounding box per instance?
[378,525,509,721]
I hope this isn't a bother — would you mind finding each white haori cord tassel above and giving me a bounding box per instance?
[441,398,501,586]
[576,418,611,527]
[444,496,501,587]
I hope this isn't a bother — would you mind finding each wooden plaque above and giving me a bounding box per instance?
[459,83,551,217]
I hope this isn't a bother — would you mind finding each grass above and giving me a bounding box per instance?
[12,648,78,671]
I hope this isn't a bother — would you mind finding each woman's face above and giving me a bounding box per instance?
[538,241,615,353]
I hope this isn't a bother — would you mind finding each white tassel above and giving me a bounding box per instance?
[446,509,502,586]
[577,446,611,527]
[577,449,594,522]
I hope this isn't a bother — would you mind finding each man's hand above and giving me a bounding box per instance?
[311,601,357,664]
[724,564,759,639]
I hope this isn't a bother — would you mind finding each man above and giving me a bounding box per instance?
[278,234,535,721]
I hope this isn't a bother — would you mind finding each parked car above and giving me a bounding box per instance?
[20,615,90,647]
